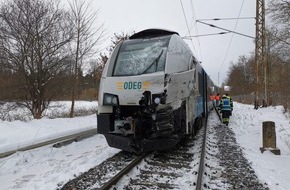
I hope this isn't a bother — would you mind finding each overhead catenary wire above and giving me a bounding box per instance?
[188,0,197,32]
[183,32,230,39]
[219,0,246,71]
[179,0,198,58]
[198,17,255,21]
[188,0,203,61]
[196,20,254,40]
[181,0,256,87]
[217,0,246,87]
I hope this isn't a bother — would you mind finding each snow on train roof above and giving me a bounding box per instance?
[129,28,179,39]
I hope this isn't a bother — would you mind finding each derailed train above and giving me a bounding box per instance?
[97,29,215,152]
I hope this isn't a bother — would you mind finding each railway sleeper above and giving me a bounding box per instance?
[138,169,183,178]
[144,160,191,169]
[128,181,178,189]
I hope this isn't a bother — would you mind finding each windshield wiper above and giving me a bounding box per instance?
[140,50,164,75]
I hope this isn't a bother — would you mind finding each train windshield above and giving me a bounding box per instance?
[113,36,171,76]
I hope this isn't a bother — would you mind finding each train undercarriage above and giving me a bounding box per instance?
[98,97,203,152]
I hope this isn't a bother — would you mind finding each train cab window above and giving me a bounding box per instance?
[113,36,171,76]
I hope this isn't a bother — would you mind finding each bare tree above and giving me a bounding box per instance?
[0,0,74,119]
[225,55,255,96]
[67,0,105,118]
[268,0,290,24]
[267,0,290,107]
[108,32,133,53]
[267,0,290,59]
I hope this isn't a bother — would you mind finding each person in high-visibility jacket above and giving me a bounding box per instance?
[209,93,216,109]
[215,93,221,108]
[219,94,232,125]
[225,93,233,115]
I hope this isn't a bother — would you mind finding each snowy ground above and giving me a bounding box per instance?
[0,102,290,190]
[231,103,290,190]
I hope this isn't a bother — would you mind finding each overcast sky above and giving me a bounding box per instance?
[95,0,257,86]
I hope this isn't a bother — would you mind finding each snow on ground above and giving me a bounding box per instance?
[0,101,120,190]
[231,103,290,190]
[0,101,99,153]
[0,115,97,154]
[0,102,290,190]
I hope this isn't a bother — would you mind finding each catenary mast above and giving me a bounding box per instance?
[255,0,267,109]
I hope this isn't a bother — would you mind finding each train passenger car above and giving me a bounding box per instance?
[97,29,214,152]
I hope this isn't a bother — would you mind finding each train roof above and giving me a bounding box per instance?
[129,29,179,39]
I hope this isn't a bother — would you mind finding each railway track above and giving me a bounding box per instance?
[0,128,98,158]
[2,110,269,189]
[114,140,200,189]
[59,151,144,189]
[59,116,210,190]
[99,153,148,190]
[94,110,268,190]
[10,109,265,190]
[199,110,269,190]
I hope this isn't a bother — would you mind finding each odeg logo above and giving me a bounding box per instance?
[117,81,151,91]
[123,82,142,89]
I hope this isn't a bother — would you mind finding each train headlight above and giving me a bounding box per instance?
[152,92,166,105]
[154,97,161,104]
[103,93,119,106]
[112,96,118,105]
[106,96,112,104]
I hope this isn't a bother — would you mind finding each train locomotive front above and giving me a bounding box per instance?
[97,29,207,152]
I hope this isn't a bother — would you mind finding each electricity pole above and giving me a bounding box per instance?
[254,0,267,109]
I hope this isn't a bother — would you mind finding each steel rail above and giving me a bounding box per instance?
[196,114,209,189]
[214,106,222,123]
[98,153,149,190]
[0,128,98,158]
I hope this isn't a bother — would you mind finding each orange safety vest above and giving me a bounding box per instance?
[215,95,221,101]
